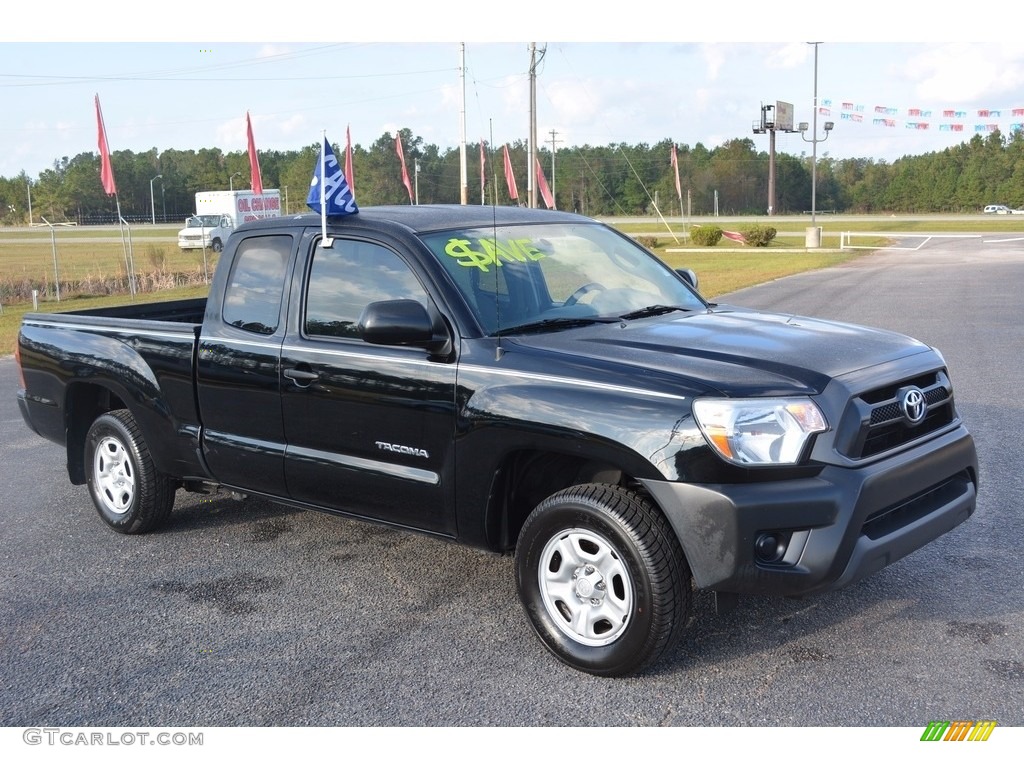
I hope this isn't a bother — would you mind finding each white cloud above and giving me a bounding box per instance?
[700,43,728,80]
[214,116,245,150]
[257,44,291,58]
[766,42,810,70]
[277,113,307,138]
[904,43,1024,104]
[439,82,461,111]
[544,78,602,125]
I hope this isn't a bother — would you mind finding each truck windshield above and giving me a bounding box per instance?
[420,222,706,335]
[186,215,222,227]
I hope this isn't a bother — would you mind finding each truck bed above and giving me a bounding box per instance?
[17,296,208,484]
[56,297,207,325]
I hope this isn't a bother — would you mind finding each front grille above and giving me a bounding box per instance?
[837,370,957,460]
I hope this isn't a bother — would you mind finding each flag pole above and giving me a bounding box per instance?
[320,130,327,244]
[114,196,136,299]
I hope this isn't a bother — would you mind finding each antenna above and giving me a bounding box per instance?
[490,120,503,361]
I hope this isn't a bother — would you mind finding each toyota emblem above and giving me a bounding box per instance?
[900,387,927,425]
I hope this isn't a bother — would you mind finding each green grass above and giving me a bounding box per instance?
[1,225,182,240]
[656,248,858,297]
[1,238,214,283]
[1,284,210,357]
[4,213,1009,356]
[0,242,857,355]
[611,215,1024,236]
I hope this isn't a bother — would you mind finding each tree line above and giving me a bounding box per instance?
[2,127,1023,226]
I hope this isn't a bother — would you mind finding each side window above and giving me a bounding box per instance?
[305,240,430,340]
[222,235,292,335]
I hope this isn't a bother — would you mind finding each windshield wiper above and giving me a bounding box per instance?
[618,305,693,321]
[495,316,619,336]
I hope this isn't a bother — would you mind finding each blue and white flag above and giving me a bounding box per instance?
[307,136,358,216]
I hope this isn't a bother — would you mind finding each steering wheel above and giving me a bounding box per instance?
[563,282,607,307]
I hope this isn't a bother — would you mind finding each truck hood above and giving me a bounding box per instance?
[506,305,933,397]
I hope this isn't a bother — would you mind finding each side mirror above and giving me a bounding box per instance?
[676,268,699,290]
[358,299,450,353]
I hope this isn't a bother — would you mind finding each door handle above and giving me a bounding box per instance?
[284,367,319,384]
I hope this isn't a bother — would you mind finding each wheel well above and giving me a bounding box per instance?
[65,383,127,484]
[487,450,629,552]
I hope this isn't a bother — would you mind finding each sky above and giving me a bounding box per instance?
[4,3,1024,180]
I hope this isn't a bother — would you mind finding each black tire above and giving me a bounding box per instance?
[515,483,692,677]
[211,239,223,253]
[84,409,176,534]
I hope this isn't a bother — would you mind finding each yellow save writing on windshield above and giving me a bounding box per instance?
[443,237,547,272]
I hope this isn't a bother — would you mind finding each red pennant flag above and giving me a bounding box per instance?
[95,94,116,196]
[246,111,263,195]
[535,156,554,209]
[722,230,745,243]
[345,125,355,196]
[670,144,682,199]
[503,145,519,201]
[396,134,413,204]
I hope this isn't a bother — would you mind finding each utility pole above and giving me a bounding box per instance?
[459,43,468,205]
[150,174,162,225]
[549,129,560,210]
[528,43,537,209]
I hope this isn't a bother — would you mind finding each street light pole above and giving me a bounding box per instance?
[150,174,163,225]
[811,43,819,227]
[802,43,831,227]
[797,43,834,248]
[229,172,241,191]
[798,113,835,223]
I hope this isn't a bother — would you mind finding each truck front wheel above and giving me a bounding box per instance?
[515,483,692,676]
[211,238,223,252]
[84,410,176,534]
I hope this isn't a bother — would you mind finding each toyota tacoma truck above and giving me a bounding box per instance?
[15,206,978,676]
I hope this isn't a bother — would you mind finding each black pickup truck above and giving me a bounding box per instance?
[16,206,978,676]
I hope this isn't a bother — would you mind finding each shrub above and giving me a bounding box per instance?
[739,225,777,247]
[635,235,659,249]
[690,225,722,246]
[145,245,168,272]
[0,268,209,304]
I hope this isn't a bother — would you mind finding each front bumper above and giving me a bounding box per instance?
[641,424,978,596]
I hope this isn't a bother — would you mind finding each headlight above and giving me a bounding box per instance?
[692,397,827,466]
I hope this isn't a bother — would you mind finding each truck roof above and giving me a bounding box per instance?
[232,204,596,238]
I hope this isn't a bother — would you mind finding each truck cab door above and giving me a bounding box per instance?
[196,231,296,494]
[280,235,458,535]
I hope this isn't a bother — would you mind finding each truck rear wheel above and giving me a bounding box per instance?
[515,483,692,676]
[84,409,176,534]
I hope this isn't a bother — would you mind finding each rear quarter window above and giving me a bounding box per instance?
[222,234,293,334]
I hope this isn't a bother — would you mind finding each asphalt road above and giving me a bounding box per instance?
[1,233,1021,729]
